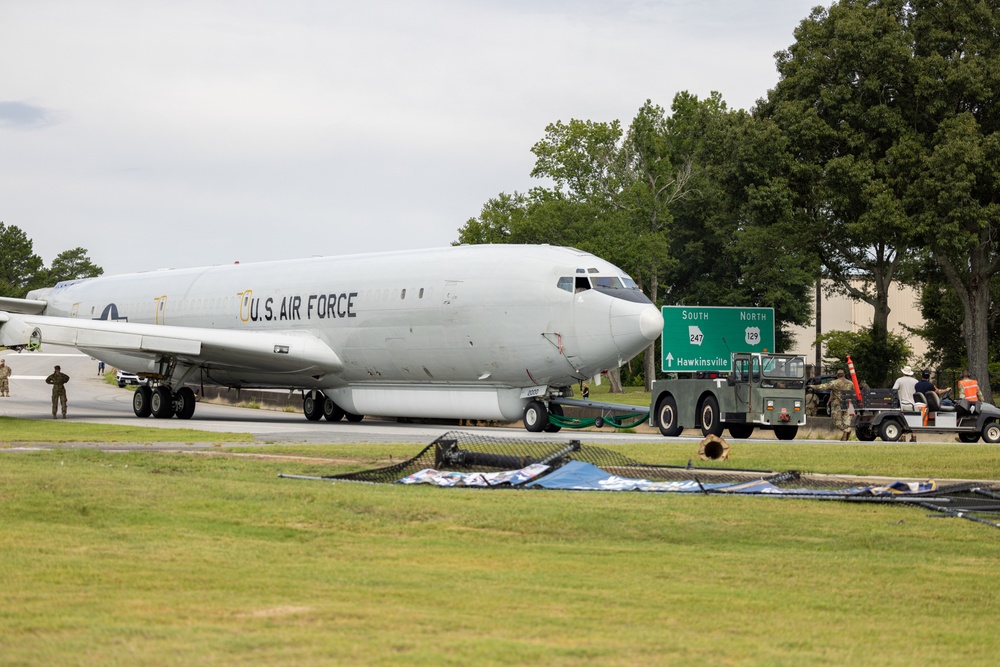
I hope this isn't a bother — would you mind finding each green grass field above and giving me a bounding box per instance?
[2,420,1000,665]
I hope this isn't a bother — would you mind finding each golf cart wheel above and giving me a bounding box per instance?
[879,419,903,442]
[982,421,1000,444]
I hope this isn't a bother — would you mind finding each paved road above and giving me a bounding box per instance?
[1,345,680,447]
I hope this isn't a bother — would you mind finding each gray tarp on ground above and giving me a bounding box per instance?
[396,460,939,496]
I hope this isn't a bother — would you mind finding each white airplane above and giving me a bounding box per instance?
[0,245,663,431]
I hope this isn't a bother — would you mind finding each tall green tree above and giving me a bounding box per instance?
[896,0,1000,399]
[0,222,44,297]
[757,0,918,386]
[668,94,815,353]
[40,247,104,286]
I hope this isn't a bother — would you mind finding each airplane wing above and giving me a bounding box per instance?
[0,310,343,376]
[0,296,47,315]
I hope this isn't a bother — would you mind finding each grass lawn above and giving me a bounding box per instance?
[2,423,1000,665]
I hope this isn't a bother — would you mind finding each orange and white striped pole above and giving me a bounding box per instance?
[846,354,862,401]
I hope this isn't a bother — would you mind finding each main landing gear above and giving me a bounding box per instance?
[133,385,197,419]
[302,390,364,424]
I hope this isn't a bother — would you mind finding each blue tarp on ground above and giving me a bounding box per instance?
[523,461,734,493]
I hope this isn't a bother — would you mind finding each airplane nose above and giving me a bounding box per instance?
[639,304,663,342]
[610,301,664,356]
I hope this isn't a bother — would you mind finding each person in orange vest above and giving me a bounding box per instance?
[958,370,984,403]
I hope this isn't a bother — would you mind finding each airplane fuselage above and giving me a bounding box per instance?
[12,245,662,424]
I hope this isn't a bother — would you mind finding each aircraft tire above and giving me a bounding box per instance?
[345,412,364,423]
[699,396,723,437]
[133,385,152,418]
[175,387,197,419]
[303,391,324,421]
[323,398,345,422]
[544,403,563,433]
[151,386,175,419]
[523,400,548,432]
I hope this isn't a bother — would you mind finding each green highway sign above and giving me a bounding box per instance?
[660,306,775,373]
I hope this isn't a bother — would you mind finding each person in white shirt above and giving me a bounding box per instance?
[892,365,922,442]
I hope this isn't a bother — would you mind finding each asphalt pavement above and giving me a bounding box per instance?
[0,344,679,448]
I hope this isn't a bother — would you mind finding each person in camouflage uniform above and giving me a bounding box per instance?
[0,358,11,397]
[45,365,70,419]
[810,369,855,440]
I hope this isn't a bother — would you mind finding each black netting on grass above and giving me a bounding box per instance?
[324,430,841,489]
[309,431,1000,528]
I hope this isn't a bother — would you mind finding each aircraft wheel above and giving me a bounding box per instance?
[879,419,903,442]
[323,398,345,422]
[345,412,364,423]
[959,432,981,443]
[544,403,563,433]
[982,421,1000,443]
[133,385,152,418]
[174,387,196,419]
[728,424,754,439]
[774,425,798,441]
[303,391,324,421]
[523,400,548,432]
[656,395,683,437]
[151,386,175,419]
[699,396,723,437]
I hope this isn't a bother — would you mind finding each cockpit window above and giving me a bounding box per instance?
[557,277,573,293]
[592,276,624,289]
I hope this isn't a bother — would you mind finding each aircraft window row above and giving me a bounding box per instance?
[400,288,427,300]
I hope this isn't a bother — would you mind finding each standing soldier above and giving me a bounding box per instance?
[809,369,855,440]
[46,365,70,419]
[0,358,11,397]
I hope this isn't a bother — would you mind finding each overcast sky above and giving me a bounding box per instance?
[2,0,822,276]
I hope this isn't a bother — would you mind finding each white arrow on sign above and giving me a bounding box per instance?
[665,352,674,367]
[688,326,704,346]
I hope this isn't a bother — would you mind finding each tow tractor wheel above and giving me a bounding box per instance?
[323,398,345,422]
[303,391,324,421]
[728,424,754,439]
[656,395,683,437]
[879,419,903,442]
[959,432,982,443]
[133,385,152,418]
[982,421,1000,444]
[151,386,175,419]
[699,396,723,437]
[523,400,548,432]
[174,387,196,420]
[774,425,798,441]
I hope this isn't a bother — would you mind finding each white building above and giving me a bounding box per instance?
[786,281,927,374]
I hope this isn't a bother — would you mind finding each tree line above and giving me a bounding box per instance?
[0,222,103,296]
[455,0,1000,400]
